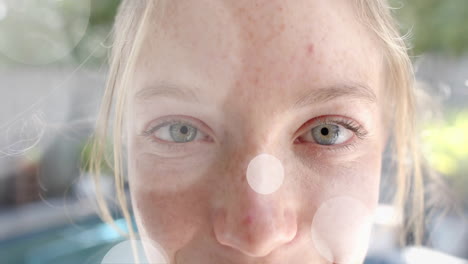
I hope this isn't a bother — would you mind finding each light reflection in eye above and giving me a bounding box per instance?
[167,123,198,143]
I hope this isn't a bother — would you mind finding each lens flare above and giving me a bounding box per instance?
[246,153,285,195]
[311,196,372,264]
[0,0,90,64]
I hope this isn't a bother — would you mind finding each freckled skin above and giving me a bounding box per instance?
[127,0,386,263]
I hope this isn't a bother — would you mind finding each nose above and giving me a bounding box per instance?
[213,158,298,257]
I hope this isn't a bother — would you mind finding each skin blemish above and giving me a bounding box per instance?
[243,215,253,225]
[253,77,260,85]
[279,23,286,33]
[306,43,315,55]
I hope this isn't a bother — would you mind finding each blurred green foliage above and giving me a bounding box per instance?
[422,110,468,201]
[72,0,121,65]
[88,0,121,26]
[391,0,468,56]
[80,137,114,175]
[0,0,121,65]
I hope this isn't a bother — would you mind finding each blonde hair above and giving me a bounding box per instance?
[88,0,425,248]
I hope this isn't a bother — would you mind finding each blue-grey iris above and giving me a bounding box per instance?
[169,123,197,143]
[311,124,341,145]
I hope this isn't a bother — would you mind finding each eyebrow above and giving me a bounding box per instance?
[135,83,200,103]
[135,82,377,107]
[292,83,377,109]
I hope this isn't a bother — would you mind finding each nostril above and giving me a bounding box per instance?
[217,228,296,257]
[216,231,282,257]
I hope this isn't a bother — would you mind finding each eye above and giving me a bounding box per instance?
[148,121,207,143]
[299,123,354,145]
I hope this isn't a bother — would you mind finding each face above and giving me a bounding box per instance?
[126,0,386,263]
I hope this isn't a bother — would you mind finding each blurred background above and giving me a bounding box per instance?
[0,0,466,263]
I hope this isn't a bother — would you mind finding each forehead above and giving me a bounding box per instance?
[133,0,383,107]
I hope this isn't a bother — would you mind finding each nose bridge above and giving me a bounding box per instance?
[213,146,297,257]
[227,185,290,232]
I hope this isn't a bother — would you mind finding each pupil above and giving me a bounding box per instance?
[321,127,329,136]
[180,126,189,134]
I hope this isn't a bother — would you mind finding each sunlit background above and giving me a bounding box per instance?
[0,0,467,263]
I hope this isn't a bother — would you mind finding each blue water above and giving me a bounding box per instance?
[0,216,128,264]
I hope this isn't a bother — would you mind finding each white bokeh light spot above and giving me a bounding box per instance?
[0,0,90,64]
[311,196,373,264]
[101,239,168,264]
[246,153,284,195]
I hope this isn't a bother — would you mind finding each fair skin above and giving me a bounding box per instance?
[127,0,386,263]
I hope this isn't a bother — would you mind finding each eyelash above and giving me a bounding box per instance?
[315,117,367,138]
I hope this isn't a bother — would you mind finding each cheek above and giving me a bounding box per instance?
[311,196,374,263]
[127,134,217,193]
[291,149,382,263]
[296,150,382,213]
[325,155,381,203]
[128,152,214,255]
[293,141,383,206]
[131,182,208,257]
